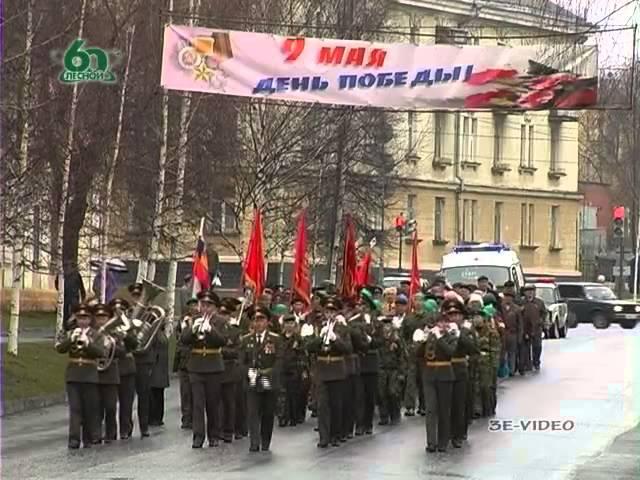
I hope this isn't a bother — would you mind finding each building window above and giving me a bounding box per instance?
[520,202,535,245]
[462,115,477,163]
[212,199,238,233]
[434,112,445,159]
[550,205,560,248]
[407,194,417,220]
[550,122,560,171]
[462,199,477,242]
[434,197,445,241]
[493,115,505,166]
[494,202,503,242]
[520,123,535,168]
[407,111,417,155]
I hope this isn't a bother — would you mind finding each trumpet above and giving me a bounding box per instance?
[195,315,212,341]
[180,315,192,333]
[71,327,90,351]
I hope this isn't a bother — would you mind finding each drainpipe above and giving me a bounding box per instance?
[453,112,463,244]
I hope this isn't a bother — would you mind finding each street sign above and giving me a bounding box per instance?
[613,266,630,276]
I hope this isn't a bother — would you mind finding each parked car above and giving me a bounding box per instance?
[556,282,640,329]
[382,273,428,290]
[534,281,569,339]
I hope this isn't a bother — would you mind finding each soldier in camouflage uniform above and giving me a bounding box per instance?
[475,305,496,417]
[466,293,485,419]
[377,315,407,426]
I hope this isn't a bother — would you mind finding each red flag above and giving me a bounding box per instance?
[192,219,210,295]
[291,210,311,307]
[355,250,372,289]
[243,209,265,299]
[338,214,357,299]
[409,231,421,309]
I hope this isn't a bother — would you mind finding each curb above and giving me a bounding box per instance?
[1,392,67,417]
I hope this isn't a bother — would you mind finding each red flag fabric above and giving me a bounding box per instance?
[409,231,421,309]
[291,210,311,307]
[355,250,372,289]
[338,215,357,299]
[243,209,265,299]
[192,236,210,295]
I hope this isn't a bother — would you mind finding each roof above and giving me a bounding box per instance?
[441,249,520,269]
[497,0,587,25]
[557,282,601,286]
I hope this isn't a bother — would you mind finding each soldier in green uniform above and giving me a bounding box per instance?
[303,296,352,448]
[240,306,283,452]
[377,314,407,426]
[444,299,480,447]
[233,298,250,439]
[93,303,123,444]
[352,289,382,435]
[402,293,427,417]
[278,314,305,427]
[109,297,138,439]
[484,294,503,415]
[181,290,227,448]
[415,313,458,453]
[174,297,197,430]
[55,303,105,449]
[466,294,484,419]
[218,297,243,443]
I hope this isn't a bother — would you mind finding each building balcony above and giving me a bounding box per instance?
[548,167,567,180]
[519,165,537,175]
[432,156,453,170]
[461,160,481,170]
[491,162,512,175]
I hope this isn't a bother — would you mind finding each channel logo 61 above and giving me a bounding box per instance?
[57,39,119,84]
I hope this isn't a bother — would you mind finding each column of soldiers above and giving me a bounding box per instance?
[58,277,546,454]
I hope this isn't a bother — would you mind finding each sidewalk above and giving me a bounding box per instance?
[570,422,640,479]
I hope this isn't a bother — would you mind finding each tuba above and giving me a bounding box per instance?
[133,305,166,354]
[97,335,116,371]
[128,279,165,322]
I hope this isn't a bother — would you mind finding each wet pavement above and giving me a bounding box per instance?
[2,324,639,480]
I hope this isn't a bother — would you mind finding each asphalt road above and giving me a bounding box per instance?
[2,324,639,480]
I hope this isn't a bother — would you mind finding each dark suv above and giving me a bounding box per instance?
[556,282,639,329]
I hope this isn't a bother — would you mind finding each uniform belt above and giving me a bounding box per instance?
[191,348,221,356]
[317,355,344,362]
[425,361,451,367]
[451,357,468,364]
[258,368,273,375]
[69,357,97,366]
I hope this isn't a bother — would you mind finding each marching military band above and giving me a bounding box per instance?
[56,278,547,454]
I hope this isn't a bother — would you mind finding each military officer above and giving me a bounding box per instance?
[501,290,522,377]
[55,303,105,449]
[521,284,546,371]
[93,303,122,444]
[414,313,458,453]
[218,297,242,443]
[351,289,382,435]
[278,314,305,427]
[402,293,428,417]
[377,313,407,426]
[109,298,137,439]
[149,325,170,427]
[231,298,249,439]
[174,297,198,429]
[129,282,154,438]
[342,301,368,439]
[240,306,283,452]
[302,296,352,448]
[181,290,227,448]
[444,300,480,447]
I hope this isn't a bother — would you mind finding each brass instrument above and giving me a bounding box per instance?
[133,305,166,354]
[128,279,165,322]
[71,327,90,352]
[97,334,116,371]
[193,314,212,342]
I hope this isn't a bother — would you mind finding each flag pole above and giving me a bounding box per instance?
[192,217,205,298]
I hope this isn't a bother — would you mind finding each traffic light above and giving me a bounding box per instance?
[613,206,625,239]
[395,213,406,232]
[405,219,417,234]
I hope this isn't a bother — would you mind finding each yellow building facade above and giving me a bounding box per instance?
[382,0,585,278]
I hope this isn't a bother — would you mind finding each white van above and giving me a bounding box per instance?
[440,243,525,290]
